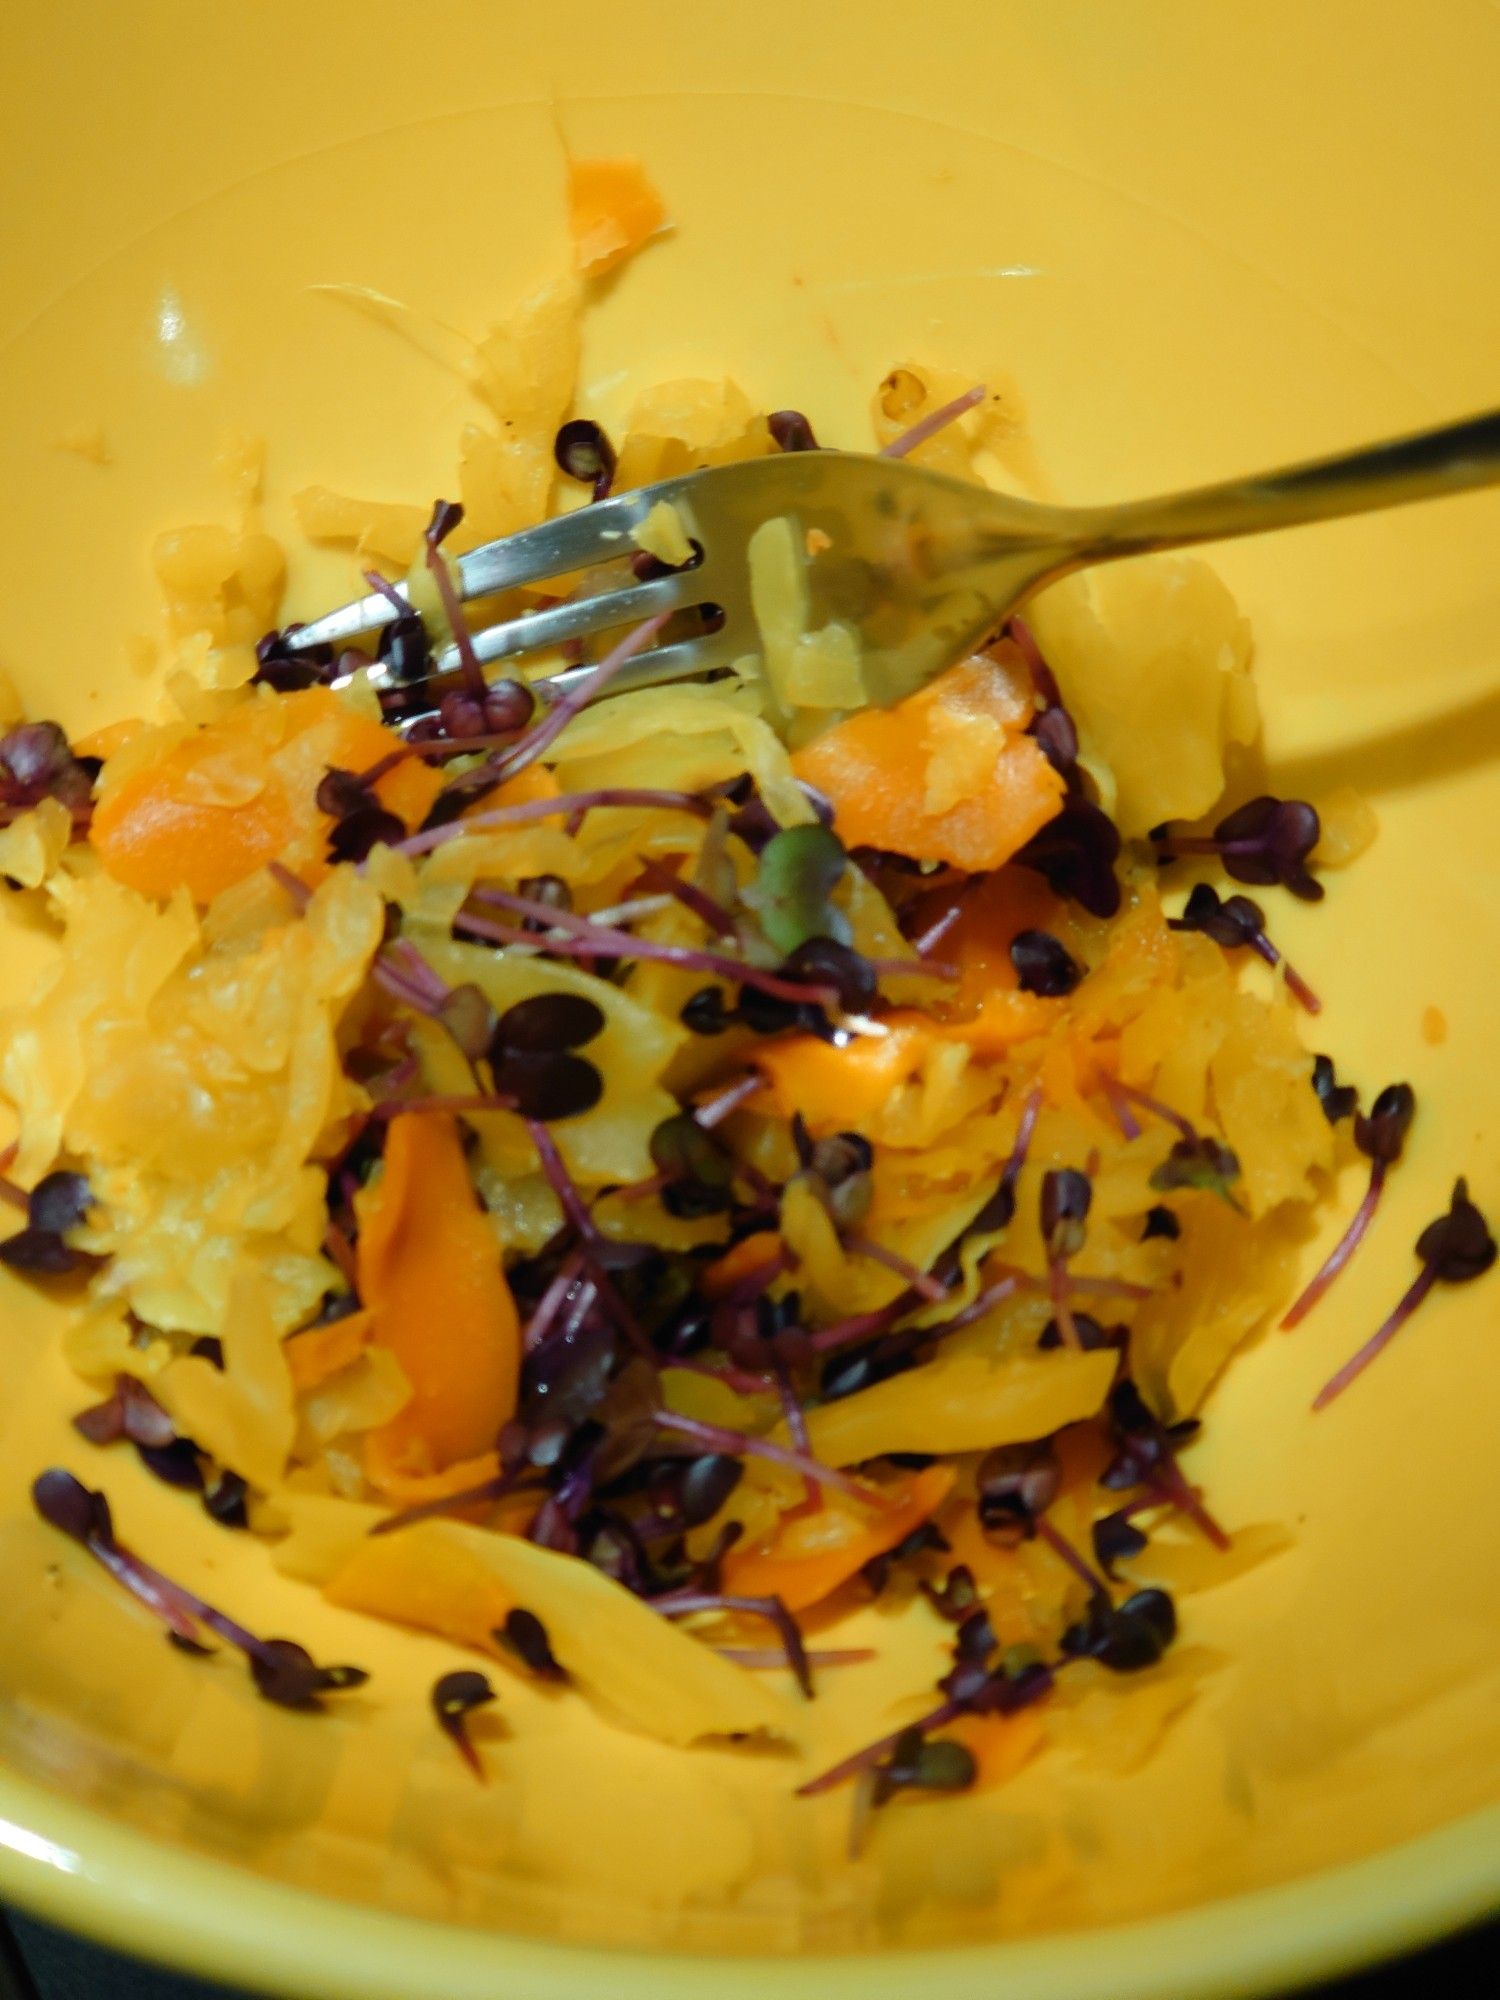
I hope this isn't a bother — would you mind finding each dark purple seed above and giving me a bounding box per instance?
[376,612,430,681]
[1010,929,1084,997]
[768,410,819,452]
[438,690,487,739]
[1150,1134,1242,1204]
[1014,798,1122,918]
[189,1336,225,1368]
[492,992,606,1055]
[1,722,73,792]
[136,1439,206,1491]
[496,1609,566,1680]
[976,1440,1061,1534]
[252,1638,368,1710]
[32,1467,113,1544]
[426,499,464,546]
[28,1171,93,1236]
[553,419,617,498]
[1416,1178,1496,1282]
[0,1227,79,1274]
[678,1453,742,1528]
[482,680,535,734]
[1311,1055,1358,1124]
[1093,1512,1149,1577]
[1354,1082,1416,1165]
[782,937,877,1012]
[327,804,407,863]
[1037,1312,1120,1351]
[650,1114,732,1191]
[492,1049,603,1121]
[681,986,733,1035]
[203,1471,249,1530]
[1141,1204,1181,1241]
[1040,1169,1091,1259]
[315,766,374,819]
[1032,704,1078,775]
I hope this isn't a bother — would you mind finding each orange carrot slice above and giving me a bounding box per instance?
[792,655,1064,871]
[723,1464,955,1611]
[90,688,443,903]
[355,1112,520,1494]
[567,156,668,278]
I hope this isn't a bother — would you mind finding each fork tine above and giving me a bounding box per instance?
[286,492,656,653]
[432,571,704,674]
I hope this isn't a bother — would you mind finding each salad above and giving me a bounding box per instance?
[2,155,1491,1830]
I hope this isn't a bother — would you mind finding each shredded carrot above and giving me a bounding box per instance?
[791,655,1064,871]
[284,1308,374,1393]
[567,156,668,279]
[723,1465,955,1611]
[90,688,444,903]
[355,1113,521,1493]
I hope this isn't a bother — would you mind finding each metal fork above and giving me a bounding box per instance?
[288,407,1500,716]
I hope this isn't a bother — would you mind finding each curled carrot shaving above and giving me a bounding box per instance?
[723,1465,956,1612]
[355,1112,521,1494]
[791,655,1064,872]
[567,156,668,278]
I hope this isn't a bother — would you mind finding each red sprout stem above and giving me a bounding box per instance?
[865,957,959,983]
[1034,1516,1109,1598]
[881,384,986,461]
[1281,1160,1387,1330]
[913,1268,1031,1347]
[796,1696,965,1796]
[460,894,840,1008]
[322,1223,358,1290]
[267,861,311,908]
[653,1410,874,1504]
[352,745,416,789]
[369,959,442,1017]
[526,1121,655,1362]
[841,1231,949,1304]
[1047,1255,1084,1347]
[388,939,449,1006]
[809,1295,916,1357]
[421,545,486,699]
[0,1174,28,1214]
[719,1645,875,1670]
[655,1590,813,1698]
[910,904,966,961]
[1145,1461,1231,1551]
[1112,1080,1196,1142]
[362,569,412,619]
[1004,1086,1044,1190]
[523,1247,588,1355]
[368,1472,521,1537]
[395,787,711,859]
[693,1072,762,1130]
[716,1246,798,1308]
[486,615,669,786]
[635,857,738,939]
[1244,929,1321,1014]
[1099,1072,1143,1140]
[1312,1260,1440,1411]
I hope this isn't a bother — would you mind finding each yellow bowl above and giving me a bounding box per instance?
[1,2,1497,1994]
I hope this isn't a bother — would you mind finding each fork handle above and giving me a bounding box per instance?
[1061,406,1500,562]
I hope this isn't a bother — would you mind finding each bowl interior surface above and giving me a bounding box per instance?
[0,2,1497,1995]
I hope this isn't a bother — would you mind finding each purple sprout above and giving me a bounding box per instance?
[1282,1082,1416,1331]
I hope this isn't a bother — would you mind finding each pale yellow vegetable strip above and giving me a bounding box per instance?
[797,1349,1118,1466]
[324,1518,794,1746]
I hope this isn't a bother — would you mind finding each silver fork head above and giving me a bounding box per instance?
[292,452,1067,712]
